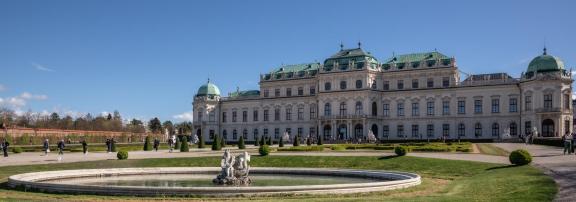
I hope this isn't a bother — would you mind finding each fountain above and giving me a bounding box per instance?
[8,150,421,196]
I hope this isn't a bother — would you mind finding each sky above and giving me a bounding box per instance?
[0,0,575,123]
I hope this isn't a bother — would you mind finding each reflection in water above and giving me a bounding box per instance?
[45,174,380,187]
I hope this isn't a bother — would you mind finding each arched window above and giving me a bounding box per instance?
[324,103,331,116]
[324,82,331,91]
[223,130,228,139]
[355,101,363,115]
[340,81,347,90]
[475,123,482,137]
[355,80,362,89]
[492,123,500,137]
[371,102,377,116]
[510,122,517,136]
[340,102,347,115]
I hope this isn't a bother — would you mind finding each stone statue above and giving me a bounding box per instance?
[367,130,377,143]
[213,149,252,185]
[503,128,511,138]
[281,132,290,143]
[191,134,199,144]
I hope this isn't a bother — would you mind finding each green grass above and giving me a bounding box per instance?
[277,146,325,152]
[324,142,472,152]
[477,144,510,156]
[0,156,556,201]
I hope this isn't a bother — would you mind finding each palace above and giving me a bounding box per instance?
[193,45,573,142]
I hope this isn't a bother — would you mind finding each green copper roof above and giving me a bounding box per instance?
[527,49,564,73]
[272,63,320,74]
[384,51,450,64]
[196,80,220,97]
[328,48,374,59]
[229,90,260,98]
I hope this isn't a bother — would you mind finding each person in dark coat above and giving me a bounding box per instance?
[168,136,174,153]
[153,138,160,152]
[110,138,116,152]
[105,138,111,153]
[57,139,65,155]
[81,139,88,155]
[1,138,9,157]
[43,138,50,155]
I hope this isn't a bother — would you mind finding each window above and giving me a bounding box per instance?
[509,98,518,112]
[475,123,482,137]
[427,124,434,137]
[492,123,499,137]
[340,81,347,90]
[458,100,466,114]
[355,80,362,89]
[198,111,203,121]
[223,130,228,139]
[491,99,500,113]
[310,106,317,119]
[274,128,279,139]
[253,110,258,121]
[297,127,303,137]
[412,125,419,137]
[412,102,420,116]
[371,102,377,116]
[383,81,390,90]
[427,101,434,116]
[286,88,292,97]
[397,103,404,116]
[525,96,532,111]
[263,128,268,137]
[383,125,389,137]
[263,109,269,121]
[275,89,280,97]
[427,78,434,88]
[458,123,465,137]
[442,100,450,115]
[274,108,280,121]
[285,107,292,121]
[298,87,303,96]
[544,94,553,109]
[243,129,248,139]
[525,121,531,135]
[355,102,363,115]
[253,129,258,140]
[474,99,482,113]
[310,127,316,137]
[340,102,347,116]
[510,122,518,136]
[222,112,227,123]
[383,104,390,117]
[324,103,331,116]
[233,129,238,140]
[324,82,331,91]
[297,107,304,120]
[310,87,316,95]
[564,94,571,109]
[412,79,419,89]
[242,111,247,122]
[263,90,269,97]
[209,111,215,122]
[442,124,450,137]
[442,77,449,87]
[397,125,404,138]
[397,80,404,90]
[232,111,237,122]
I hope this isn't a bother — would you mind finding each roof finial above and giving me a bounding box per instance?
[340,42,344,51]
[358,41,362,48]
[543,46,547,55]
[207,77,210,83]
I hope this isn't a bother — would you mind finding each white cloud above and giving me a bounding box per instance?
[173,111,194,122]
[0,84,6,92]
[0,92,49,112]
[31,62,54,72]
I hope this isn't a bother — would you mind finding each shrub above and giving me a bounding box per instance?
[117,150,128,160]
[394,146,408,156]
[11,147,23,153]
[212,136,221,151]
[143,136,152,151]
[175,138,181,150]
[306,137,312,146]
[259,136,265,146]
[293,136,300,147]
[198,134,205,148]
[259,145,270,156]
[331,145,346,151]
[180,136,190,152]
[317,135,323,145]
[509,149,532,165]
[220,136,226,148]
[279,137,284,147]
[254,136,260,146]
[238,136,245,149]
[268,137,273,145]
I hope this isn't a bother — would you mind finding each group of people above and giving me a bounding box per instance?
[105,138,115,153]
[42,138,67,161]
[562,132,576,155]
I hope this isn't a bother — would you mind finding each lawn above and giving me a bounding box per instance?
[0,156,556,201]
[476,143,510,156]
[276,142,472,152]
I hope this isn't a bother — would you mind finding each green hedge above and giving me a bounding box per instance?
[117,150,128,160]
[509,149,532,165]
[277,146,324,152]
[259,145,270,156]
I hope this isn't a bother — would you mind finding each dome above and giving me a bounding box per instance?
[526,48,565,73]
[196,79,220,97]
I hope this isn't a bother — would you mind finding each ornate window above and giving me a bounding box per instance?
[242,111,247,122]
[509,98,518,112]
[310,105,317,119]
[233,129,238,140]
[340,102,347,116]
[355,101,363,115]
[382,125,389,137]
[427,124,434,137]
[397,125,404,137]
[232,111,237,122]
[297,106,304,120]
[383,104,390,117]
[492,123,499,137]
[544,94,553,109]
[442,77,449,87]
[286,88,292,97]
[397,102,404,116]
[458,100,466,114]
[275,89,280,97]
[412,79,419,89]
[442,100,450,115]
[458,123,465,137]
[383,81,389,90]
[442,124,450,137]
[324,103,331,116]
[298,87,303,96]
[412,125,419,137]
[371,102,377,116]
[427,78,434,88]
[243,129,248,139]
[525,96,532,111]
[412,102,420,116]
[285,107,292,121]
[427,101,434,116]
[263,109,269,121]
[274,108,280,121]
[474,99,483,114]
[475,123,482,137]
[510,122,518,136]
[222,112,227,123]
[310,86,316,95]
[253,110,258,121]
[491,99,500,113]
[253,129,258,140]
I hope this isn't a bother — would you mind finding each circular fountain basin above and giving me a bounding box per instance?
[8,167,421,196]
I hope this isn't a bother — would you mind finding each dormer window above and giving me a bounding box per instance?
[412,62,420,68]
[427,60,436,67]
[397,63,405,69]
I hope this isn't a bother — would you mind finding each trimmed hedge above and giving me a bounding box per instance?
[277,146,324,152]
[238,136,245,149]
[331,145,346,151]
[117,150,128,160]
[143,136,152,151]
[180,136,189,152]
[509,149,532,165]
[394,146,408,156]
[259,145,270,156]
[11,147,23,153]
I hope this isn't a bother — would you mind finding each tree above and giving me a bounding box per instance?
[180,136,189,152]
[175,136,181,150]
[293,135,300,146]
[317,135,323,145]
[259,135,265,146]
[306,136,312,146]
[268,136,273,145]
[162,121,174,135]
[143,136,152,151]
[238,136,245,149]
[279,136,284,147]
[198,134,205,148]
[148,117,163,134]
[254,136,260,146]
[212,135,221,151]
[220,135,226,148]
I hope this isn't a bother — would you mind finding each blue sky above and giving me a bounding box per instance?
[0,0,574,123]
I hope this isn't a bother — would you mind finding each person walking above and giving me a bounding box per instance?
[153,138,160,152]
[81,139,88,155]
[562,132,572,155]
[57,139,65,161]
[1,138,9,157]
[43,138,50,156]
[168,136,174,153]
[105,138,111,153]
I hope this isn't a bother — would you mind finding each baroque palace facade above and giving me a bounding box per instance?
[193,45,573,142]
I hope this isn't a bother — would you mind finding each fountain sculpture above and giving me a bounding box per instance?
[212,149,252,185]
